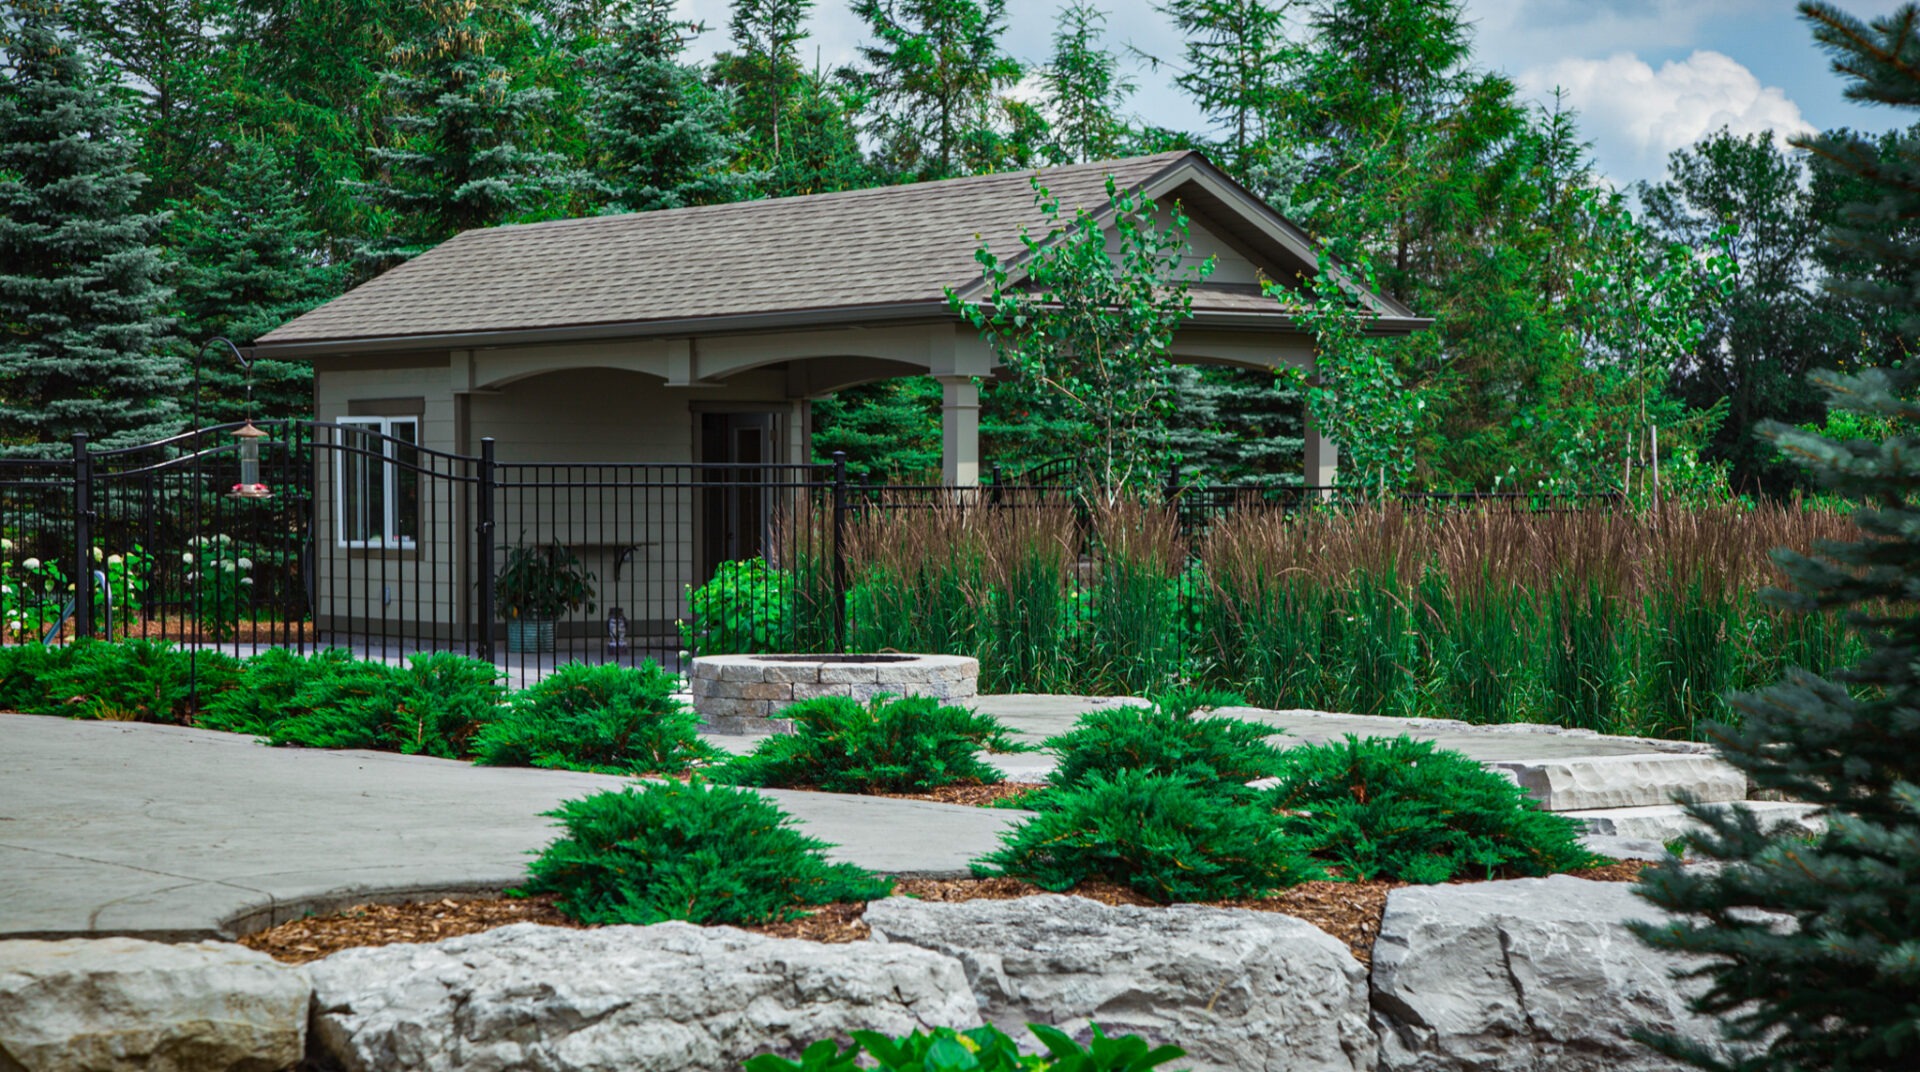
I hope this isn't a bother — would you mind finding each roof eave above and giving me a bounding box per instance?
[250,300,963,359]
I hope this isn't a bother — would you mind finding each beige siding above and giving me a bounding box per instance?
[312,360,466,633]
[472,367,806,634]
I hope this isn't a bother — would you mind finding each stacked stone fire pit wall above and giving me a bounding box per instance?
[691,654,979,733]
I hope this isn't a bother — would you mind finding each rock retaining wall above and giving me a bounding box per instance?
[690,654,979,732]
[0,879,1739,1072]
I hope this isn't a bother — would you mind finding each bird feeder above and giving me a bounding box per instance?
[229,421,272,499]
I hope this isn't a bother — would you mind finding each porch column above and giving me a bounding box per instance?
[1304,408,1338,492]
[936,374,980,487]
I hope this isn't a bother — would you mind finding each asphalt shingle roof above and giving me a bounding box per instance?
[262,153,1206,347]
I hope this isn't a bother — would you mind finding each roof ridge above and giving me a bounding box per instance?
[473,151,1197,239]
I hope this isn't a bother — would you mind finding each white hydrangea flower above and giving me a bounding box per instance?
[182,552,194,565]
[221,561,235,573]
[236,557,253,570]
[239,577,254,587]
[107,555,122,565]
[21,557,38,570]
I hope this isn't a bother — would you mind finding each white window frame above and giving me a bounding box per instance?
[335,416,419,549]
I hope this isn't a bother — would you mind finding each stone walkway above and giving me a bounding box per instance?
[0,714,1020,941]
[1,695,1778,942]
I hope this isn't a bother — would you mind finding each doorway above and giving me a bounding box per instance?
[699,411,778,580]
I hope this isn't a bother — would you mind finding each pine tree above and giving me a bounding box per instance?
[163,139,347,424]
[351,0,581,272]
[1041,1,1133,164]
[589,1,757,213]
[1631,5,1920,1069]
[847,0,1022,180]
[0,1,182,455]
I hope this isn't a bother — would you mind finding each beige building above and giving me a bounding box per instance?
[254,151,1424,650]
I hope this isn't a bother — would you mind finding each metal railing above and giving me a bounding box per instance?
[1,426,1624,694]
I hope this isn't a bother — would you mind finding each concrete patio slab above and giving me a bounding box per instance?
[965,695,1735,811]
[0,714,1025,942]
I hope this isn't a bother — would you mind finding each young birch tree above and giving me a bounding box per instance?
[949,176,1215,494]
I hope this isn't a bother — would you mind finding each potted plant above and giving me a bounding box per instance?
[496,539,596,654]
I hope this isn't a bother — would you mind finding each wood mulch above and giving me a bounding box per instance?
[239,860,1648,969]
[866,782,1047,807]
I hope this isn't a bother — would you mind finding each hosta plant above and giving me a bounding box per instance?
[521,780,891,925]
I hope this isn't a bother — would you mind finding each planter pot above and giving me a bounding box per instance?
[506,618,556,654]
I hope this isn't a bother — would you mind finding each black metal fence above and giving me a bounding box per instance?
[0,422,1621,688]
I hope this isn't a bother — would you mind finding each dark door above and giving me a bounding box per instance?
[699,411,777,580]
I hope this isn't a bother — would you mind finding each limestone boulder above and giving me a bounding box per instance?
[0,937,309,1072]
[1370,875,1722,1071]
[864,894,1373,1072]
[307,921,978,1072]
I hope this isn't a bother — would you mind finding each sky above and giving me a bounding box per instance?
[674,0,1916,188]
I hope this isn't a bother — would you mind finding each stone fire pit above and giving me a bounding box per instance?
[689,653,980,733]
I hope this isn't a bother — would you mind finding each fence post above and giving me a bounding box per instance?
[990,462,1003,506]
[71,433,94,642]
[831,450,848,655]
[475,437,497,662]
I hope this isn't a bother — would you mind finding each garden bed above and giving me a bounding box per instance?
[238,861,1648,969]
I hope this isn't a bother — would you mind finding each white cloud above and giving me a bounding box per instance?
[1520,50,1814,184]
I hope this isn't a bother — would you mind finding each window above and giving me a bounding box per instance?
[336,416,419,548]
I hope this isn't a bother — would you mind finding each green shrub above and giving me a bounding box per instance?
[47,639,239,722]
[974,769,1322,902]
[263,652,505,757]
[746,1023,1186,1072]
[679,558,791,655]
[0,640,238,723]
[196,647,357,735]
[471,660,718,774]
[722,694,1024,793]
[1267,735,1599,883]
[0,643,63,712]
[521,780,891,925]
[1043,697,1282,799]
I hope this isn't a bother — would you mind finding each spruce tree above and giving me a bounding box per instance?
[589,1,757,213]
[351,0,581,271]
[1631,5,1920,1069]
[809,377,943,480]
[163,138,346,424]
[0,1,182,455]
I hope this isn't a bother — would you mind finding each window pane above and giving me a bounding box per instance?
[338,423,380,544]
[391,419,419,545]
